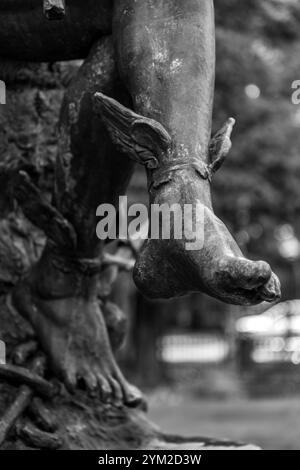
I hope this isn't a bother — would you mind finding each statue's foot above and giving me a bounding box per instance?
[9,270,142,407]
[93,93,281,305]
[133,175,281,306]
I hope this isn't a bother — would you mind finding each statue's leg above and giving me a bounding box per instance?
[93,0,281,306]
[10,36,142,405]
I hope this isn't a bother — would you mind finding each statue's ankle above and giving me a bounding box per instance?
[31,244,102,300]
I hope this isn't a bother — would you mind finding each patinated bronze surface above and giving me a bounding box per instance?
[0,0,280,406]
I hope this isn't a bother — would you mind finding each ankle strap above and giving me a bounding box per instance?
[46,244,104,276]
[148,158,212,191]
[51,256,103,276]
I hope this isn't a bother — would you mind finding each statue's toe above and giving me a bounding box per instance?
[96,374,112,403]
[217,257,271,289]
[216,257,281,303]
[113,368,145,408]
[258,272,281,302]
[107,377,123,404]
[61,365,77,394]
[77,368,98,397]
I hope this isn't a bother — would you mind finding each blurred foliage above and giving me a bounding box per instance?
[213,0,300,287]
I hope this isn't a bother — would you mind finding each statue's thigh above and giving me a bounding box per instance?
[0,0,113,62]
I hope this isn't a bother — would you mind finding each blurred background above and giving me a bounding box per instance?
[116,0,300,450]
[1,0,300,451]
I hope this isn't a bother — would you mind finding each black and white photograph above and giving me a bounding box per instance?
[0,0,299,455]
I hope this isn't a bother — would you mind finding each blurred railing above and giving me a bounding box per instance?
[158,333,229,364]
[238,334,300,368]
[158,332,300,366]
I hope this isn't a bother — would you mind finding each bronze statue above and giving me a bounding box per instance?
[0,0,280,406]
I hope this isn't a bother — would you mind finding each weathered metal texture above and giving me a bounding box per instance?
[0,363,56,398]
[43,0,66,21]
[0,0,280,438]
[0,356,52,448]
[0,0,281,306]
[0,385,32,447]
[107,0,281,305]
[0,0,274,452]
[8,36,142,408]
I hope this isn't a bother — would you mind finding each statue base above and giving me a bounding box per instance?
[0,390,259,450]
